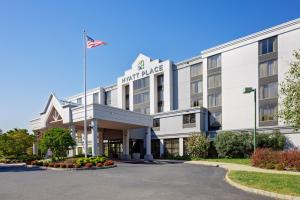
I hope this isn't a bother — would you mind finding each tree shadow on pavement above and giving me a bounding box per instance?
[0,166,45,173]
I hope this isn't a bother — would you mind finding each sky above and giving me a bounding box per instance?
[0,0,299,132]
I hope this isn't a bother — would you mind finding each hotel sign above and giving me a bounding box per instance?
[121,64,164,84]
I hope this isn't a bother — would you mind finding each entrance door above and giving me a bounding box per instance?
[104,139,123,159]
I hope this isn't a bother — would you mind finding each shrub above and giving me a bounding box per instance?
[76,158,86,166]
[36,161,44,166]
[48,163,54,167]
[85,163,93,168]
[96,163,103,167]
[256,131,286,151]
[54,163,60,168]
[275,163,285,171]
[104,160,114,166]
[43,162,49,167]
[280,150,300,171]
[31,160,38,165]
[215,131,252,158]
[60,163,66,168]
[66,163,74,168]
[0,158,9,163]
[76,156,107,166]
[251,148,281,169]
[17,155,41,163]
[74,164,81,168]
[186,133,210,158]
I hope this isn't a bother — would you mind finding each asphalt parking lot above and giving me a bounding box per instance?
[0,161,271,200]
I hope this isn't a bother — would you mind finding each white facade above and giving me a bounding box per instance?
[30,18,300,158]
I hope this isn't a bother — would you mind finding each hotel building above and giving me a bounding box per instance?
[30,18,300,160]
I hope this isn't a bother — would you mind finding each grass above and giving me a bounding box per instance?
[192,158,251,165]
[228,171,300,196]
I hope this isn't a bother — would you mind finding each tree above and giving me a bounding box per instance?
[39,128,75,159]
[279,49,300,129]
[215,131,253,158]
[0,129,35,158]
[186,133,210,158]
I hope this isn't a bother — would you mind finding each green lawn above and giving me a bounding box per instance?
[228,171,300,196]
[192,158,251,165]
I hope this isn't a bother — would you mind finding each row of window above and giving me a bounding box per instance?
[259,82,278,100]
[259,105,277,122]
[133,91,150,105]
[258,36,278,123]
[259,59,277,78]
[208,93,222,108]
[191,80,203,95]
[76,92,100,105]
[153,112,222,131]
[191,98,202,107]
[259,37,276,55]
[133,107,150,115]
[133,77,150,90]
[208,54,221,69]
[153,113,196,128]
[190,63,203,77]
[157,75,164,113]
[208,74,221,89]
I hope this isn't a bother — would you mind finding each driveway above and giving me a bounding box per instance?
[0,161,271,200]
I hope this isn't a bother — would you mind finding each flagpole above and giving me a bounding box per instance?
[83,29,88,158]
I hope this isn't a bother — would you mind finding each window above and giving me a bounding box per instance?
[260,105,277,121]
[259,37,276,55]
[259,60,277,78]
[105,91,111,105]
[133,92,150,104]
[208,54,221,69]
[134,106,150,114]
[209,112,222,127]
[153,119,160,128]
[158,102,164,113]
[93,92,99,104]
[191,98,202,107]
[183,113,196,125]
[191,80,203,94]
[190,63,203,77]
[164,139,179,157]
[259,82,278,99]
[208,93,222,107]
[125,85,129,110]
[157,74,164,113]
[157,75,164,86]
[133,77,150,90]
[208,74,221,89]
[76,97,82,105]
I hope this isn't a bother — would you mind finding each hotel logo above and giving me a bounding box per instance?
[137,60,144,70]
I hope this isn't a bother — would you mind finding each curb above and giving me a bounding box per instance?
[27,164,117,171]
[225,171,300,200]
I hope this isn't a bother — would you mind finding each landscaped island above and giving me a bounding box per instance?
[30,156,115,170]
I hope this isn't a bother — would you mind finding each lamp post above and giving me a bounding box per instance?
[243,87,257,152]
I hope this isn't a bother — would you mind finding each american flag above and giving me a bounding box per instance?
[86,35,107,48]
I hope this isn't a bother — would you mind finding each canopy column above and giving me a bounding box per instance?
[121,129,130,160]
[144,127,153,161]
[91,119,99,156]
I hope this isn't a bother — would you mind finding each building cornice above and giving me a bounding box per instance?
[201,18,300,56]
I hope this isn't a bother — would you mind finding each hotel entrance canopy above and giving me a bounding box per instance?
[30,94,154,160]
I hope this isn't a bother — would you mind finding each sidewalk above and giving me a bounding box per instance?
[185,160,300,176]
